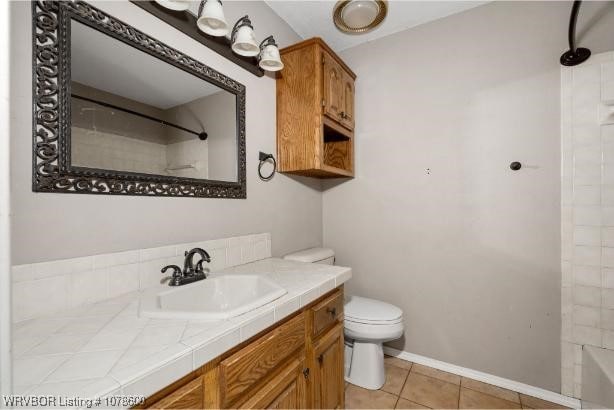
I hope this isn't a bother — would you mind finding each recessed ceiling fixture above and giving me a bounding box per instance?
[333,0,387,34]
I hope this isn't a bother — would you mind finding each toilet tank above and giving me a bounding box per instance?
[283,247,335,265]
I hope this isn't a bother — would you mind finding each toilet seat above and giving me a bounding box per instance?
[344,295,403,325]
[345,315,403,326]
[344,318,404,342]
[343,295,404,343]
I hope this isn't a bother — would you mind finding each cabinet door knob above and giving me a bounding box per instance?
[318,354,324,363]
[326,307,337,317]
[339,111,345,119]
[303,368,310,379]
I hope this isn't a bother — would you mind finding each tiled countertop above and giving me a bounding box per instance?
[12,258,352,405]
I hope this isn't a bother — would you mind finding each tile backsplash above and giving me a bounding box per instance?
[11,233,271,323]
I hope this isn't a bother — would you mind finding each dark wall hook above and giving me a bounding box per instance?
[510,162,522,171]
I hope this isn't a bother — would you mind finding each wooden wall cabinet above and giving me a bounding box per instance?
[322,52,355,132]
[277,38,356,178]
[142,287,345,409]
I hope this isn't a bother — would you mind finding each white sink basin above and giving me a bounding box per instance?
[138,274,287,320]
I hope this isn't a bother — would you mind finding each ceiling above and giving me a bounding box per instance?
[71,20,224,110]
[265,1,489,52]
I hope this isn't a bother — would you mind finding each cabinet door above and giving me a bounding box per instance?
[322,52,343,122]
[312,323,345,410]
[341,72,355,131]
[236,357,308,409]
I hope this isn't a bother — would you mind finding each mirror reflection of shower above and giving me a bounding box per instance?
[69,19,238,182]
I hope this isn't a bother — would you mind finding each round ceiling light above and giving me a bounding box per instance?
[333,0,387,34]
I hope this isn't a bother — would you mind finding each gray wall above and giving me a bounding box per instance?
[11,0,322,265]
[323,1,614,392]
[0,0,12,397]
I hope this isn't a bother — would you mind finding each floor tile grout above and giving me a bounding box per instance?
[395,366,411,408]
[402,363,522,408]
[347,357,567,410]
[460,385,521,405]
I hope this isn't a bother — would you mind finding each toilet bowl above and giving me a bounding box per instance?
[344,295,404,389]
[283,247,404,390]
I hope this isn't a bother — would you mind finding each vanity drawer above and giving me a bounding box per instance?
[311,289,344,338]
[148,375,203,409]
[219,313,306,407]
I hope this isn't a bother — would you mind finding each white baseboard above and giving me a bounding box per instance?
[383,347,580,409]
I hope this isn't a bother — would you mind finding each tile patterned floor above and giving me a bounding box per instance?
[345,356,569,409]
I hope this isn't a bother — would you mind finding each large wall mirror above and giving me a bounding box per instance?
[32,1,246,198]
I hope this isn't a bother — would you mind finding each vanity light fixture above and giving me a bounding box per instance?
[139,3,283,73]
[231,16,260,57]
[197,0,229,37]
[154,0,190,12]
[333,0,388,34]
[258,36,284,72]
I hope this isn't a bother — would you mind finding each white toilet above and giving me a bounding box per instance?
[283,247,404,390]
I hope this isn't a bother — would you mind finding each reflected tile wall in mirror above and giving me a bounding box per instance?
[69,20,238,182]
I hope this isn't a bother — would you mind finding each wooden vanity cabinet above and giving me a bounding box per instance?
[277,38,356,178]
[311,324,345,409]
[218,313,306,407]
[149,376,204,409]
[307,289,345,409]
[236,357,307,409]
[142,287,345,409]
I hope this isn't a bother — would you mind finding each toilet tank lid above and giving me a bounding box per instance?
[283,247,335,263]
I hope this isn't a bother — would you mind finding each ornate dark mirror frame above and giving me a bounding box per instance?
[32,1,246,198]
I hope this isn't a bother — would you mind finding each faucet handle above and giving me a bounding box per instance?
[161,265,182,277]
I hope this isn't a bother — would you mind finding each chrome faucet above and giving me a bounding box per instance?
[161,247,211,286]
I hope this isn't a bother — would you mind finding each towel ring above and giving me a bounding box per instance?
[258,151,276,181]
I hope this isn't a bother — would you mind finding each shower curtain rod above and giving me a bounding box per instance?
[71,94,208,141]
[560,0,591,66]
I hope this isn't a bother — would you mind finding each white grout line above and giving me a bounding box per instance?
[383,347,581,409]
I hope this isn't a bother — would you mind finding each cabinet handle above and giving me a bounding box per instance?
[303,368,310,379]
[339,111,345,119]
[326,307,337,317]
[318,354,324,363]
